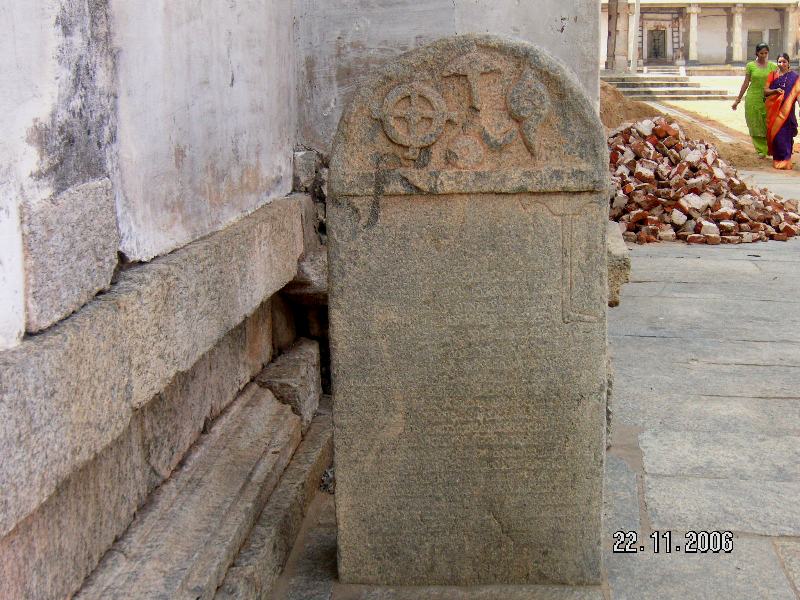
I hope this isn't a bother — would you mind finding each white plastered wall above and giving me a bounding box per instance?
[110,0,297,262]
[697,9,729,63]
[0,1,59,349]
[742,7,784,57]
[295,0,601,152]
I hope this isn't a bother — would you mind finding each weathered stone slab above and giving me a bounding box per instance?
[774,540,800,592]
[0,414,149,600]
[0,196,303,540]
[284,247,329,305]
[216,415,333,600]
[294,0,601,154]
[641,430,800,482]
[329,35,608,586]
[645,475,800,536]
[256,338,322,431]
[141,299,274,479]
[606,221,630,308]
[0,301,274,600]
[21,178,120,332]
[77,385,301,600]
[606,534,797,600]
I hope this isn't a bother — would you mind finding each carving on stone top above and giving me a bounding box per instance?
[331,35,608,197]
[374,55,552,164]
[508,68,551,158]
[372,82,458,160]
[442,51,500,111]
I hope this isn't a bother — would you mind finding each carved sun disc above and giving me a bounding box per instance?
[379,83,448,153]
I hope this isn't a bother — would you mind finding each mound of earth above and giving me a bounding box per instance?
[600,81,764,170]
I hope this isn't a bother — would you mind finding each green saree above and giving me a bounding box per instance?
[745,60,777,155]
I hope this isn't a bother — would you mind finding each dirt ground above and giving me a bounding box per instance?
[599,82,784,172]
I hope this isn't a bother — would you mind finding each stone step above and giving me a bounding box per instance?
[602,75,690,83]
[76,385,302,600]
[619,86,728,95]
[623,92,736,101]
[215,413,333,600]
[609,81,701,89]
[619,87,733,96]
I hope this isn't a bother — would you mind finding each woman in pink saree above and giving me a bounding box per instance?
[765,53,800,170]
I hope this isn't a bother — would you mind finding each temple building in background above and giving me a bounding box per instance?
[602,0,800,69]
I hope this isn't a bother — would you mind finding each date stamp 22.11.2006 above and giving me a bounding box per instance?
[613,530,734,554]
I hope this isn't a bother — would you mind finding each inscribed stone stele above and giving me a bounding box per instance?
[328,34,608,586]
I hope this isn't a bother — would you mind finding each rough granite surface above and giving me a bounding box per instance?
[606,221,630,308]
[0,414,149,600]
[21,178,119,332]
[328,35,608,586]
[0,300,274,600]
[216,415,333,600]
[284,247,329,305]
[256,338,322,431]
[0,196,304,540]
[76,386,301,600]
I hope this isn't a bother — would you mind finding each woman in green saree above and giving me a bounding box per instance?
[732,42,777,157]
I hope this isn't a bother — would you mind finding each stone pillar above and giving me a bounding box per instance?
[732,4,745,64]
[785,7,799,60]
[329,35,608,587]
[628,2,640,71]
[616,2,632,71]
[687,4,700,64]
[610,1,632,72]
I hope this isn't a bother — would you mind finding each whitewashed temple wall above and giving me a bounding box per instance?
[0,0,297,348]
[111,0,296,262]
[294,0,601,153]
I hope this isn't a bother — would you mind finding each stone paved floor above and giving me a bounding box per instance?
[739,169,800,201]
[273,235,800,599]
[605,239,800,600]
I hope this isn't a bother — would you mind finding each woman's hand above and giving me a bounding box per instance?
[735,72,751,110]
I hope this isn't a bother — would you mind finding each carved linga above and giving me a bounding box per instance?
[370,48,551,167]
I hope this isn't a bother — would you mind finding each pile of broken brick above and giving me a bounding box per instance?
[608,117,800,244]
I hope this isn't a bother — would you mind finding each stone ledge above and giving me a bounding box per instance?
[76,385,301,599]
[216,414,333,600]
[255,338,322,431]
[607,221,631,307]
[0,195,306,538]
[0,301,274,600]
